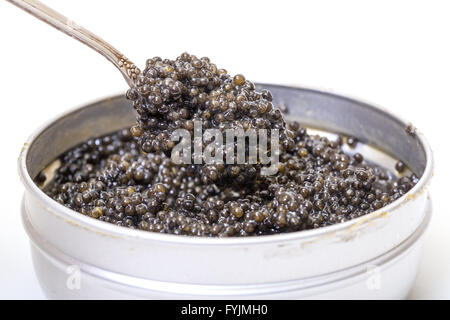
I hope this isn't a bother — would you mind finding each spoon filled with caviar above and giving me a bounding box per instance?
[10,0,418,237]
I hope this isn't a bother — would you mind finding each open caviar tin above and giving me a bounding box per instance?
[18,84,433,299]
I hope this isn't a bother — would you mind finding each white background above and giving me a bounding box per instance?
[0,0,449,299]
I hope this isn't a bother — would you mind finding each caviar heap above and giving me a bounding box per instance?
[42,53,419,237]
[125,53,294,184]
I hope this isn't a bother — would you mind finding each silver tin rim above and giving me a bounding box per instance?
[21,197,433,296]
[18,84,434,246]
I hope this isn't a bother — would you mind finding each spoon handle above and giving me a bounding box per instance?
[7,0,139,86]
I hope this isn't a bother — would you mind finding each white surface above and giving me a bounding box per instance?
[0,0,448,299]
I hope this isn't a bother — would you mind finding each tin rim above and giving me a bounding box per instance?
[22,196,432,296]
[18,84,434,246]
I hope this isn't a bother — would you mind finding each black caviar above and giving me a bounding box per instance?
[40,53,419,237]
[125,53,293,185]
[42,126,418,237]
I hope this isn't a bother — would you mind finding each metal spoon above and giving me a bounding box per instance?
[7,0,140,87]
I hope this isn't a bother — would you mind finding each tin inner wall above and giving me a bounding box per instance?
[26,85,427,181]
